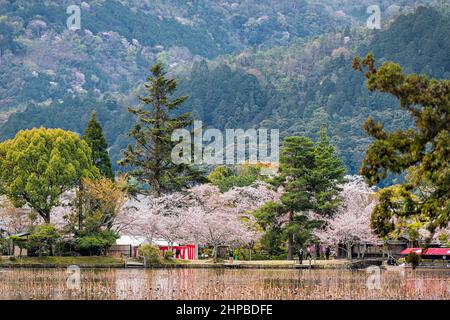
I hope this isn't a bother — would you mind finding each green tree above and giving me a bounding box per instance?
[0,128,99,223]
[119,63,204,196]
[208,164,263,192]
[74,230,118,256]
[353,54,450,241]
[255,135,345,259]
[208,166,234,183]
[254,201,289,257]
[68,176,128,233]
[83,112,114,179]
[278,136,317,260]
[138,244,163,264]
[405,251,421,270]
[312,126,347,217]
[27,224,61,257]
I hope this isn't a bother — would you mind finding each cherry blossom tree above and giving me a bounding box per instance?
[314,176,379,259]
[0,197,35,235]
[120,182,281,257]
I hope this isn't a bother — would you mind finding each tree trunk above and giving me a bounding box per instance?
[347,242,352,260]
[77,185,84,231]
[38,210,51,224]
[363,243,367,260]
[194,236,199,260]
[288,233,294,260]
[287,211,294,260]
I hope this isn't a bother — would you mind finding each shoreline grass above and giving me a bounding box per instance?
[0,256,350,269]
[2,257,447,270]
[0,256,125,268]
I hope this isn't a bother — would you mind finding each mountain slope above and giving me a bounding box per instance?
[0,4,449,176]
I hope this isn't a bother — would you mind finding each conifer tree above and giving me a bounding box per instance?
[255,133,346,260]
[119,63,204,196]
[353,54,450,242]
[83,112,114,180]
[312,126,347,217]
[279,136,317,260]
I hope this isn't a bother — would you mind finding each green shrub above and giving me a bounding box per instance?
[139,244,163,264]
[163,250,174,260]
[200,247,212,259]
[405,251,421,269]
[208,165,262,192]
[0,237,10,255]
[55,240,77,256]
[74,230,118,256]
[27,225,61,257]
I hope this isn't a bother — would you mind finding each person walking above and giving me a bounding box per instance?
[306,247,311,260]
[325,246,331,260]
[298,248,303,264]
[310,243,316,263]
[229,248,234,264]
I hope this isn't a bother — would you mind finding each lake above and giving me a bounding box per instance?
[0,268,448,300]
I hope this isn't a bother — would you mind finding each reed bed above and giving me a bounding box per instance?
[0,268,448,300]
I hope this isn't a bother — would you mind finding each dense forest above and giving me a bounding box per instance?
[0,1,449,176]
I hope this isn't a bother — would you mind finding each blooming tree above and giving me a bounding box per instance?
[0,197,35,235]
[314,176,379,259]
[120,182,281,257]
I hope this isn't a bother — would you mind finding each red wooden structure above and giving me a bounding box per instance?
[159,244,196,260]
[400,247,450,259]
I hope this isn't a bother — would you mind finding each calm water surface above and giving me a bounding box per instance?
[0,268,448,300]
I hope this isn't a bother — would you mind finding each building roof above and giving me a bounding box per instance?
[116,235,179,247]
[400,248,450,256]
[10,232,31,238]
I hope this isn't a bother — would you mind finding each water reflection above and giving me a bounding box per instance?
[0,268,448,300]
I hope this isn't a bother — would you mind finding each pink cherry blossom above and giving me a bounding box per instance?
[314,176,380,258]
[119,182,281,256]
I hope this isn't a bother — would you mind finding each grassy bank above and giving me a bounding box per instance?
[0,256,352,269]
[176,259,351,269]
[0,256,125,268]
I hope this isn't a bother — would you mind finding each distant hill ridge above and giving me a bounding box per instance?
[0,2,448,179]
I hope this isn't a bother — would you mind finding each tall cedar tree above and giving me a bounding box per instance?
[119,64,204,196]
[353,54,450,243]
[256,132,346,260]
[83,112,114,179]
[312,126,347,217]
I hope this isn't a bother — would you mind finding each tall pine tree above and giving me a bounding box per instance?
[255,132,346,260]
[311,126,347,217]
[83,112,114,180]
[279,136,317,260]
[119,63,204,196]
[353,54,450,242]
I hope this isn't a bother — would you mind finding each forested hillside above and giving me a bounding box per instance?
[0,1,448,176]
[0,0,355,112]
[171,5,450,174]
